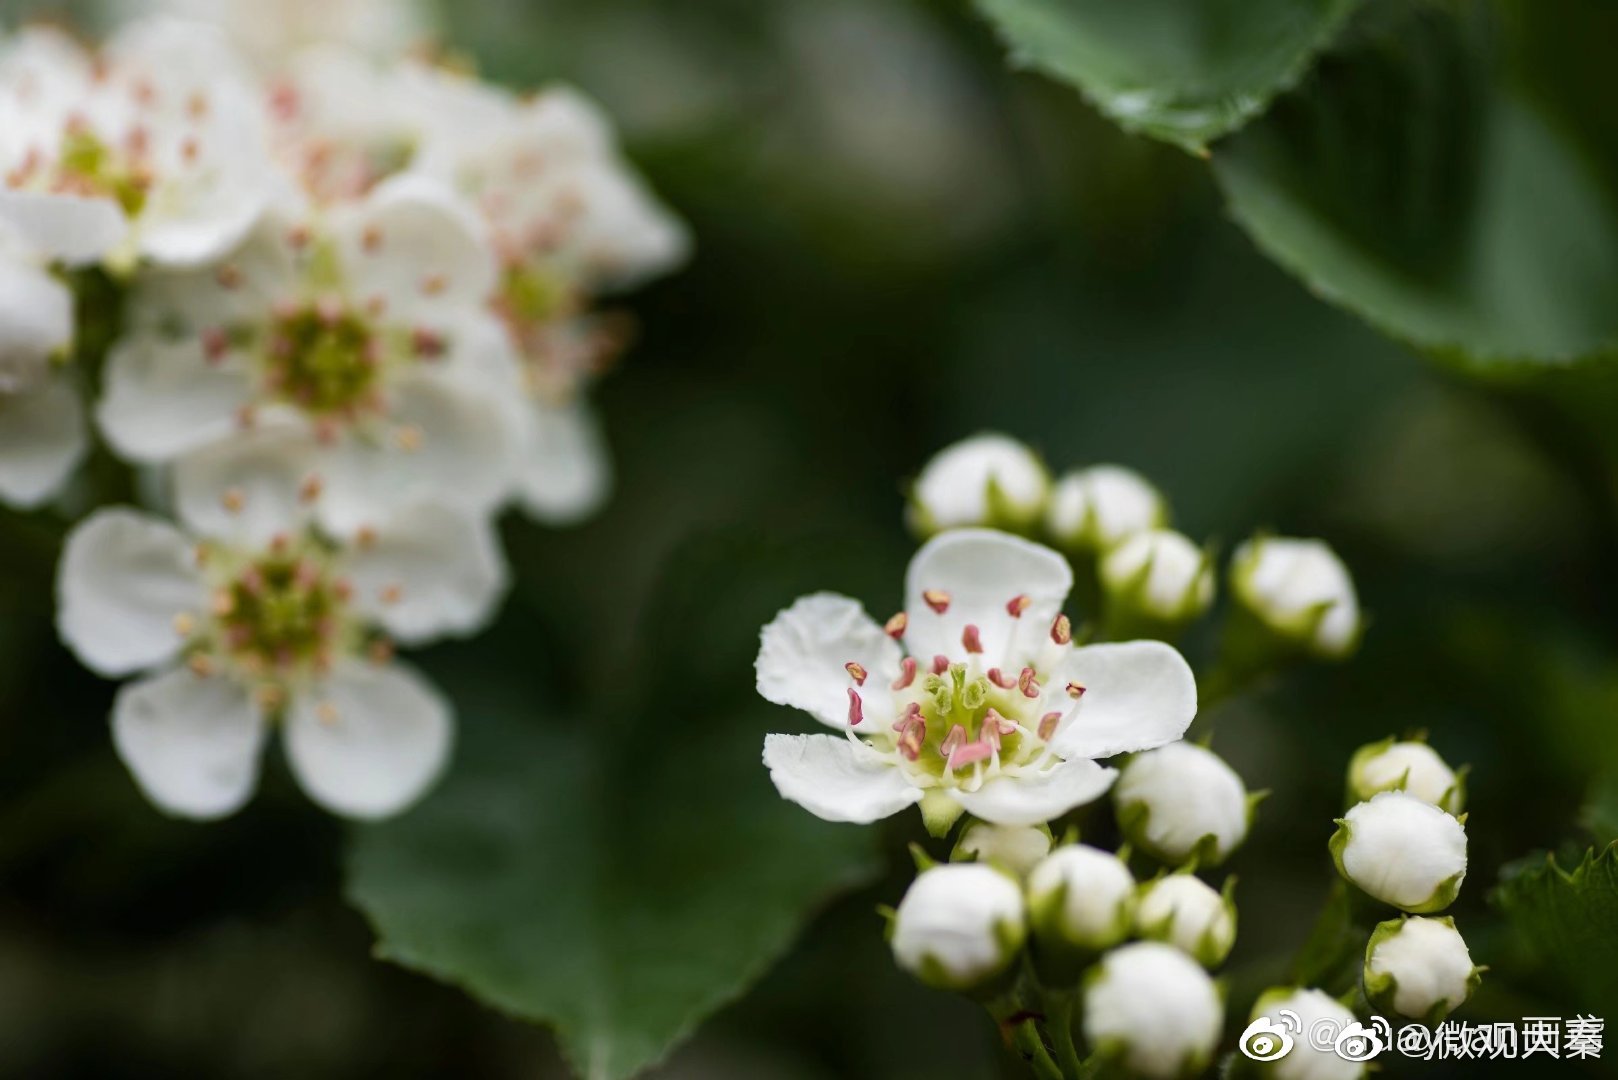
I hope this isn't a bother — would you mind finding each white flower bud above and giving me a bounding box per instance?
[1115,743,1252,867]
[1027,843,1136,953]
[1136,873,1236,968]
[908,434,1048,536]
[1347,738,1463,812]
[890,863,1026,991]
[1231,537,1361,658]
[1084,941,1222,1080]
[954,821,1052,878]
[1045,464,1166,551]
[1245,988,1363,1080]
[1364,916,1480,1021]
[1331,791,1466,912]
[1100,529,1215,629]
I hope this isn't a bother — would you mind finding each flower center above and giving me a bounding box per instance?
[6,125,151,216]
[490,262,623,401]
[263,301,383,418]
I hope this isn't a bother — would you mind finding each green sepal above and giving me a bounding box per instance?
[920,790,966,838]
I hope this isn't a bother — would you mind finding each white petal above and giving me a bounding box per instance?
[514,398,613,525]
[338,173,495,329]
[0,374,87,507]
[112,666,267,819]
[0,189,126,265]
[97,334,251,461]
[344,504,509,644]
[57,508,205,677]
[173,424,319,545]
[762,733,920,823]
[135,115,272,267]
[315,371,514,534]
[757,593,902,730]
[903,527,1072,663]
[130,218,297,334]
[1050,641,1197,761]
[951,757,1118,826]
[0,248,72,373]
[284,661,452,820]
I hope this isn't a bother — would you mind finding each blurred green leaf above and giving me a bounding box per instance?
[1492,844,1618,1020]
[346,532,887,1080]
[974,0,1359,153]
[1212,1,1618,370]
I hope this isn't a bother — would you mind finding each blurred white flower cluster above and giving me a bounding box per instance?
[3,1,686,819]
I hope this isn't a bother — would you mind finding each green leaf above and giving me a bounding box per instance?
[1492,843,1618,1019]
[1212,0,1618,369]
[974,0,1360,153]
[346,532,889,1079]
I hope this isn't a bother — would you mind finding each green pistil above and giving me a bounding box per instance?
[501,263,572,327]
[220,553,342,672]
[266,306,381,416]
[903,667,1029,780]
[58,128,149,216]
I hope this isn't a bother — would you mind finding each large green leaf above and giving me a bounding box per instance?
[1492,844,1618,1019]
[1212,1,1618,369]
[346,533,889,1079]
[974,0,1360,153]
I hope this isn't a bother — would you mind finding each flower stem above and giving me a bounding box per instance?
[1010,1018,1066,1080]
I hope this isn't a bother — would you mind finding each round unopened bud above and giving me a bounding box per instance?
[1348,738,1463,813]
[1331,791,1466,912]
[1115,743,1252,867]
[890,864,1026,991]
[1231,537,1361,658]
[908,434,1048,536]
[1245,988,1363,1080]
[1136,874,1236,968]
[1364,916,1479,1022]
[954,821,1052,877]
[1028,843,1136,953]
[1083,942,1222,1080]
[1045,465,1166,551]
[1100,529,1215,630]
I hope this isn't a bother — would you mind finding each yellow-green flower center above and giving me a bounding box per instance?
[264,303,382,418]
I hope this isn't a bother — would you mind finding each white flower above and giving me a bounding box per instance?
[0,234,84,506]
[1247,988,1363,1080]
[953,821,1051,877]
[890,863,1026,991]
[1231,536,1361,658]
[55,429,508,820]
[1331,791,1466,912]
[0,19,273,269]
[1099,528,1214,628]
[109,0,437,70]
[1136,873,1236,968]
[758,529,1198,834]
[411,82,688,524]
[1347,737,1462,812]
[1114,742,1252,867]
[99,177,523,534]
[1083,941,1222,1080]
[1045,464,1165,551]
[1364,916,1479,1021]
[1027,843,1135,952]
[907,434,1049,536]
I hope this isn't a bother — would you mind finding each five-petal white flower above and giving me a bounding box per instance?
[758,528,1197,832]
[56,427,508,820]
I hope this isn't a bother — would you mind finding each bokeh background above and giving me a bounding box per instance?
[0,0,1613,1076]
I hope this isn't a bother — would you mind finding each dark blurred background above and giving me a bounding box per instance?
[0,0,1612,1076]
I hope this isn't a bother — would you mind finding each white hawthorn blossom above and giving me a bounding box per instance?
[890,862,1026,991]
[1364,916,1479,1021]
[907,433,1050,536]
[1045,464,1166,551]
[98,176,523,534]
[1115,742,1253,866]
[55,427,508,820]
[412,80,688,524]
[1231,536,1362,658]
[0,18,273,270]
[1083,942,1222,1080]
[758,528,1197,834]
[1348,737,1463,812]
[0,232,84,506]
[1332,791,1467,912]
